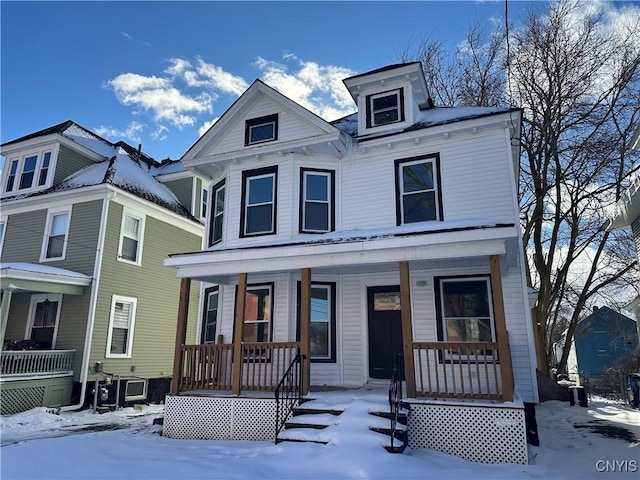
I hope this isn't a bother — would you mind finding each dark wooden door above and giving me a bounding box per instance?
[367,286,403,379]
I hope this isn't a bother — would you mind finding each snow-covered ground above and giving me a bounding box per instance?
[1,394,638,480]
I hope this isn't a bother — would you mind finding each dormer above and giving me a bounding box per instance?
[343,62,431,137]
[0,121,107,199]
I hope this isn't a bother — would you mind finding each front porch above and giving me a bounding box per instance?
[0,349,75,415]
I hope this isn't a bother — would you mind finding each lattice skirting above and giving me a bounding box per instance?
[0,376,73,415]
[407,402,528,464]
[163,395,278,441]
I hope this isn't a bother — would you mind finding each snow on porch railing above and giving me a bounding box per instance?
[0,350,75,378]
[177,342,301,393]
[412,342,506,401]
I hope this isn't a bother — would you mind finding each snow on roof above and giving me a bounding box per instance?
[0,262,91,280]
[60,123,116,158]
[332,106,516,138]
[58,149,195,219]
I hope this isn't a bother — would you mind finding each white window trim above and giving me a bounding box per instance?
[106,295,138,358]
[125,379,147,401]
[117,208,146,266]
[1,144,58,197]
[24,293,63,349]
[398,157,440,224]
[39,205,72,262]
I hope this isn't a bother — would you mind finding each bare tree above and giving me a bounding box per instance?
[403,0,640,376]
[510,1,640,374]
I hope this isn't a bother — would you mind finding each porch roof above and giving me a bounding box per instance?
[0,263,92,295]
[165,220,518,284]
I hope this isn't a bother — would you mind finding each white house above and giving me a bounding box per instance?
[162,62,539,464]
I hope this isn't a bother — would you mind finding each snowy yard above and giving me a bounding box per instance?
[1,394,638,480]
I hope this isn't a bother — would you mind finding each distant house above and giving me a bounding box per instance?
[162,63,538,464]
[0,121,203,414]
[608,123,640,321]
[567,306,639,378]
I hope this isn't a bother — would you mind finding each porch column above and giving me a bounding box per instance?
[399,261,416,397]
[0,288,14,349]
[171,278,191,395]
[489,255,514,402]
[300,268,311,395]
[231,273,248,395]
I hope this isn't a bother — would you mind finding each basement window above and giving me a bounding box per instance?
[125,379,147,401]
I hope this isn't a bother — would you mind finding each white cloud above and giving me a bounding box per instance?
[253,56,356,121]
[198,118,219,138]
[106,73,213,128]
[94,121,145,144]
[104,54,358,149]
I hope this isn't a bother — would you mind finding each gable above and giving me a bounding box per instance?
[182,81,350,179]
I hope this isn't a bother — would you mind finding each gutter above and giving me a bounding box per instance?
[61,190,115,410]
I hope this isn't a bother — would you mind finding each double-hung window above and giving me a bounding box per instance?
[241,284,273,343]
[435,276,495,344]
[395,155,442,225]
[106,295,137,357]
[201,286,219,344]
[240,166,277,237]
[299,169,334,234]
[118,209,145,265]
[245,114,278,145]
[208,180,225,246]
[297,282,337,362]
[40,206,71,261]
[366,89,404,128]
[2,148,55,196]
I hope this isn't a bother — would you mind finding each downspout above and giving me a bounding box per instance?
[61,190,115,411]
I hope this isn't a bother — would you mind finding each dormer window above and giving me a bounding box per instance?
[245,114,278,145]
[367,89,404,128]
[2,147,55,196]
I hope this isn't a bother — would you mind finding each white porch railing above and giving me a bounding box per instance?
[0,350,75,378]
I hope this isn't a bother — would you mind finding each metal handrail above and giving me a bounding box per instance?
[274,352,305,444]
[388,353,404,450]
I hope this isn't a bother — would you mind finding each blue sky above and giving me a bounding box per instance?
[0,0,622,162]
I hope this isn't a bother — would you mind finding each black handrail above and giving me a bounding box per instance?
[274,353,306,443]
[388,353,404,450]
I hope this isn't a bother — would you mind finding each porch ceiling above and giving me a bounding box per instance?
[0,263,92,295]
[165,223,517,284]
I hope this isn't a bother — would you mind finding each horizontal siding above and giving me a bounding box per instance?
[212,97,328,156]
[2,210,47,263]
[90,201,201,380]
[1,200,101,275]
[208,264,536,400]
[54,144,95,185]
[163,177,194,214]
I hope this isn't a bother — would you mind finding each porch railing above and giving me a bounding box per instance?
[0,350,75,378]
[176,342,300,393]
[412,342,505,400]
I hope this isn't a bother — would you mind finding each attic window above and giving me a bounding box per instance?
[245,114,278,145]
[2,148,55,196]
[366,89,404,128]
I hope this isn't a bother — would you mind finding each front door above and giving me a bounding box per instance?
[367,286,403,379]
